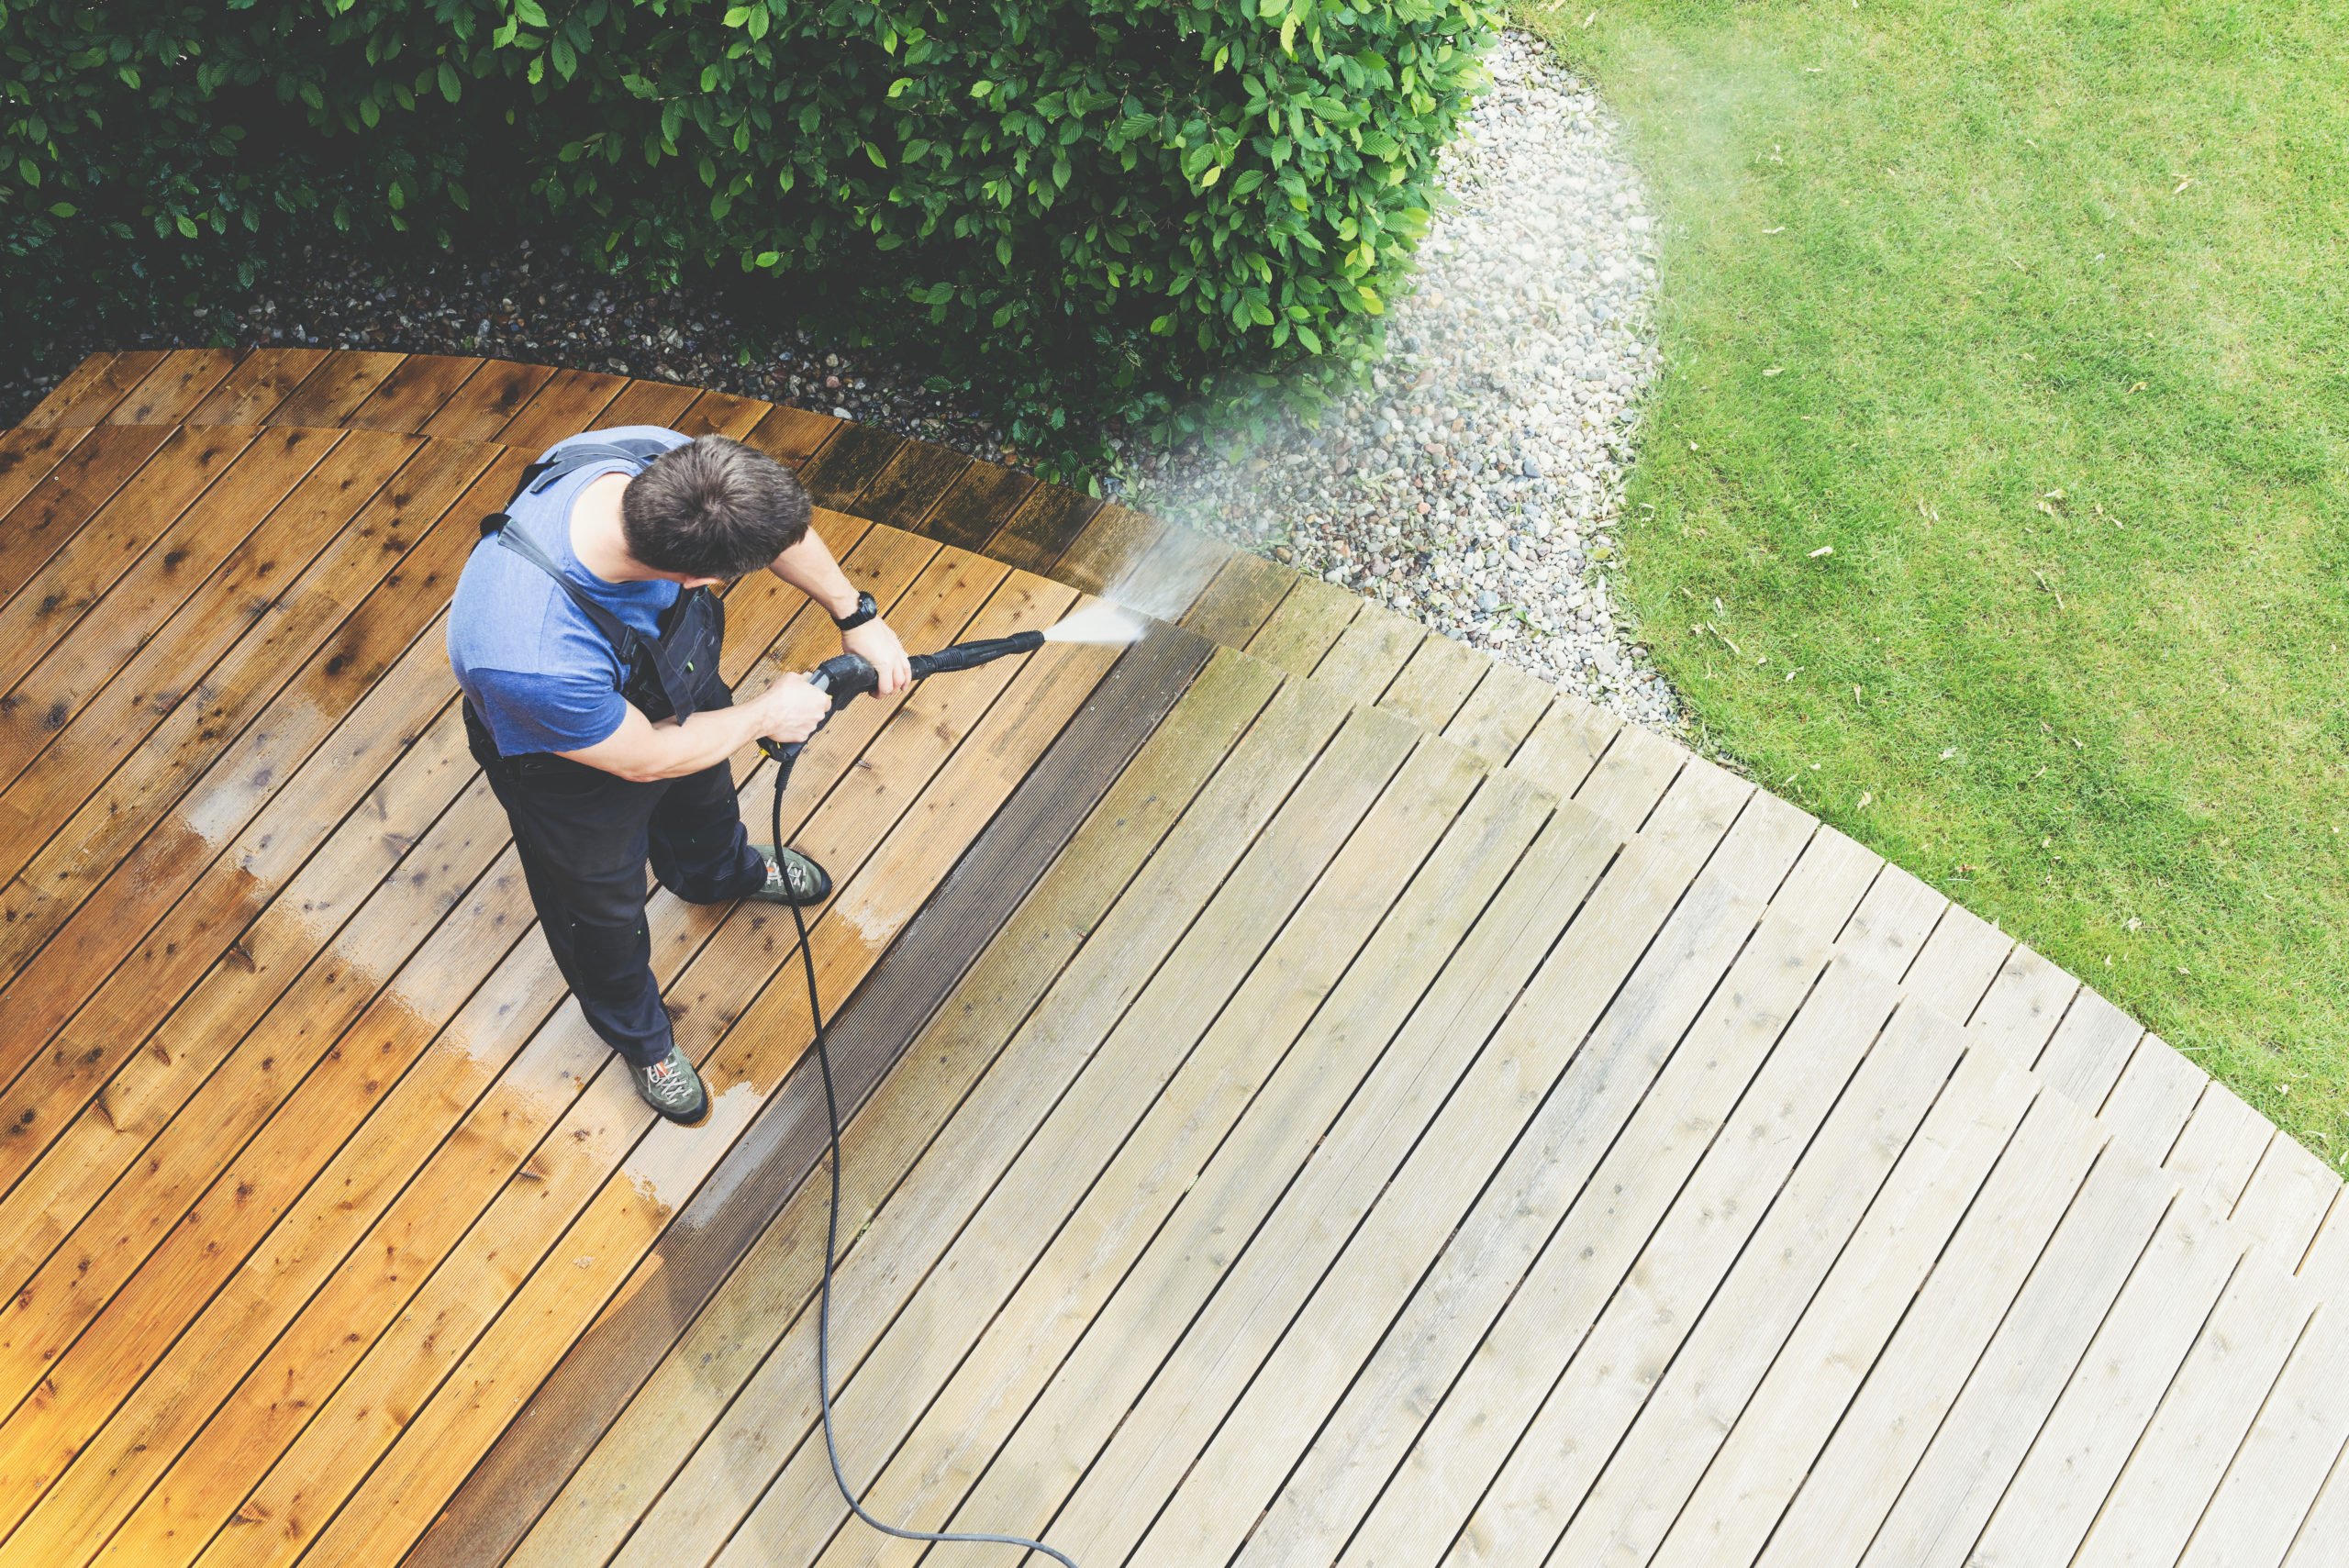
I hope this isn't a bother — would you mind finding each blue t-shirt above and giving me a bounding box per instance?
[447,427,693,756]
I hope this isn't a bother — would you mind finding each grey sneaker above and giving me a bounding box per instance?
[742,842,831,906]
[630,1042,708,1124]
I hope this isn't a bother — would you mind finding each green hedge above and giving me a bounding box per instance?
[3,0,1500,476]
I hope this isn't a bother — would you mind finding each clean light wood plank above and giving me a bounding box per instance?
[2069,1255,2320,1568]
[22,351,167,425]
[2099,1035,2210,1157]
[1379,628,1487,733]
[2177,1299,2349,1568]
[1442,657,1554,765]
[502,647,1285,1568]
[599,673,1371,1568]
[1096,508,1230,622]
[2167,1079,2277,1213]
[1544,1003,1980,1568]
[1771,817,1885,925]
[184,348,331,426]
[2232,1135,2342,1259]
[105,349,240,426]
[265,350,406,424]
[1572,717,1695,826]
[1127,776,1803,1568]
[934,763,1563,1568]
[1853,1141,2176,1568]
[1967,941,2080,1062]
[419,359,556,439]
[1345,925,1884,1568]
[412,622,1218,1568]
[2034,984,2146,1106]
[1645,1054,2042,1568]
[1834,860,1950,983]
[1310,598,1426,704]
[1898,898,2013,1020]
[1503,687,1617,800]
[1244,571,1361,675]
[1965,1194,2246,1568]
[748,718,1470,1568]
[1180,550,1297,649]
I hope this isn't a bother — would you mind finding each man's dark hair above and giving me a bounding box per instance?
[620,434,812,579]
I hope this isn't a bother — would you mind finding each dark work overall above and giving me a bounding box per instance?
[461,441,766,1068]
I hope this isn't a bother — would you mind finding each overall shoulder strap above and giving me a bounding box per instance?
[479,436,678,538]
[489,523,646,673]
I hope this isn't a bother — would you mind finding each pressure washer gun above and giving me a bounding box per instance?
[755,629,1047,767]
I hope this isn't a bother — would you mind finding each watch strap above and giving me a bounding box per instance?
[833,589,878,631]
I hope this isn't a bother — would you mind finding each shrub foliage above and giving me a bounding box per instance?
[2,0,1499,473]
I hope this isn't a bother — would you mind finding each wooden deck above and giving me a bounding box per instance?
[3,349,2345,1568]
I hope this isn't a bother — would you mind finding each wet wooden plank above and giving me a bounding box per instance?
[793,421,907,512]
[741,405,841,467]
[343,353,484,432]
[850,437,971,531]
[22,350,167,426]
[0,427,93,525]
[1050,501,1163,598]
[105,349,241,426]
[0,425,177,611]
[673,387,774,439]
[983,480,1101,577]
[491,367,629,450]
[592,378,701,430]
[265,350,406,425]
[916,458,1037,553]
[420,359,557,440]
[184,348,331,426]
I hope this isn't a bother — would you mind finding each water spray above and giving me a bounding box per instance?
[755,601,1145,1568]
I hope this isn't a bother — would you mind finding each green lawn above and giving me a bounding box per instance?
[1511,0,2349,1162]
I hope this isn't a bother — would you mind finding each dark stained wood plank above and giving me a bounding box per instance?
[492,368,629,450]
[742,404,841,466]
[593,378,701,429]
[920,458,1040,552]
[673,387,773,438]
[407,621,1217,1568]
[267,350,407,425]
[343,354,485,432]
[852,438,972,530]
[985,479,1102,575]
[794,420,905,511]
[1182,551,1297,649]
[183,348,331,426]
[0,427,94,524]
[104,349,241,425]
[420,360,556,441]
[20,351,167,426]
[1052,501,1164,597]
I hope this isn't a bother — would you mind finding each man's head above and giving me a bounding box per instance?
[619,435,811,585]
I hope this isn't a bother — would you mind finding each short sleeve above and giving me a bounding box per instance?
[467,663,631,755]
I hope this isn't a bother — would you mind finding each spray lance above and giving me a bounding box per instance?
[755,603,1142,1568]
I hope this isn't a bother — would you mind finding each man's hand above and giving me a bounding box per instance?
[843,617,913,695]
[750,671,835,745]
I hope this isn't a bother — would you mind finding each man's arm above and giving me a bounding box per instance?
[768,527,914,694]
[559,673,831,783]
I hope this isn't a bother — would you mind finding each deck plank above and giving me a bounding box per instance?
[753,717,1471,1568]
[791,420,903,509]
[411,621,1216,1568]
[1441,657,1554,765]
[605,673,1369,1568]
[1967,941,2081,1063]
[1179,551,1297,650]
[1379,628,1488,733]
[504,647,1284,1568]
[593,378,702,429]
[1123,771,1796,1568]
[916,458,1037,553]
[344,354,485,431]
[983,481,1101,577]
[420,359,558,440]
[184,348,331,426]
[492,367,630,449]
[0,426,94,523]
[1310,598,1426,704]
[1243,571,1361,676]
[849,438,972,532]
[23,351,168,426]
[1096,509,1230,622]
[265,350,406,425]
[0,425,183,614]
[105,349,241,426]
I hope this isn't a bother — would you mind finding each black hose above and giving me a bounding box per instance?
[770,722,1080,1568]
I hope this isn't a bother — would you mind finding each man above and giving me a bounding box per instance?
[447,426,909,1125]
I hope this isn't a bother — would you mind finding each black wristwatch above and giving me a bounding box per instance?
[832,589,878,631]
